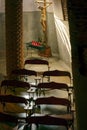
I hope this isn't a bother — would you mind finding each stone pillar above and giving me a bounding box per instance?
[5,0,24,79]
[43,0,47,45]
[67,1,87,130]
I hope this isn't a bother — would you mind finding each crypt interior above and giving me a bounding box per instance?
[0,0,87,130]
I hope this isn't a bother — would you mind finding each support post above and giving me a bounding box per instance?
[5,0,24,79]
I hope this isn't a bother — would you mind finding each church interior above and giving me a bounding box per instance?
[0,0,87,130]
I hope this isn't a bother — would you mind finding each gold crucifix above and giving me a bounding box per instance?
[35,0,52,45]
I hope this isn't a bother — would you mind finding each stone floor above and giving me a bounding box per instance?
[0,50,77,130]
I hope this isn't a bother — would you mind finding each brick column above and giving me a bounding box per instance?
[5,0,24,79]
[67,1,87,130]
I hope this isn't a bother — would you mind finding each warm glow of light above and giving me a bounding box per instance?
[54,14,71,60]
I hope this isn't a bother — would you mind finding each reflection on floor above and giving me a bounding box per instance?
[0,50,77,130]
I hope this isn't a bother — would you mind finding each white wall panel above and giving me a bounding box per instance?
[0,0,5,12]
[23,0,53,12]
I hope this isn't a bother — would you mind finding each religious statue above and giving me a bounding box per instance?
[35,0,52,57]
[36,0,52,32]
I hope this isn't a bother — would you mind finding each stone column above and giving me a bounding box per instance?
[67,1,87,130]
[5,0,24,79]
[43,0,47,45]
